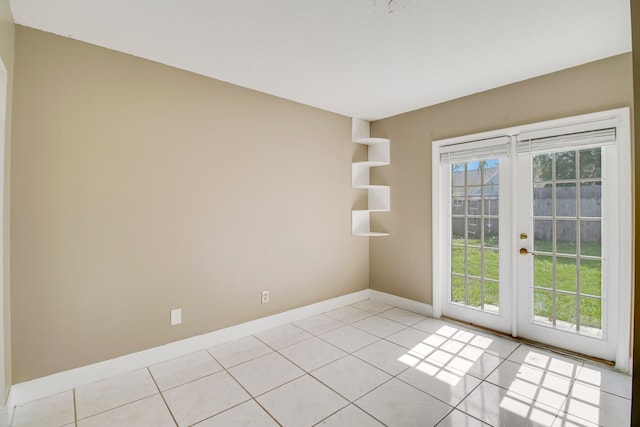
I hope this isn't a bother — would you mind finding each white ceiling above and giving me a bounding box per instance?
[9,0,632,121]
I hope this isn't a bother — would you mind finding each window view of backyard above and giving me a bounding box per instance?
[450,159,500,314]
[449,149,604,336]
[530,148,603,336]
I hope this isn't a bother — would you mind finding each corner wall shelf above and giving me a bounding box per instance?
[351,118,390,236]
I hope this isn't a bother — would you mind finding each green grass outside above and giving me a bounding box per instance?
[451,238,602,329]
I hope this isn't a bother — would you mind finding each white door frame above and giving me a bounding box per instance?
[432,108,632,372]
[435,153,513,334]
[0,57,6,404]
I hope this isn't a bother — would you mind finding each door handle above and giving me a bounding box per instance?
[519,248,534,256]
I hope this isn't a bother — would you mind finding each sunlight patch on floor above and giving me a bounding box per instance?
[397,324,490,387]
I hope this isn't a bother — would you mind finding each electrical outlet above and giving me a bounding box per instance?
[170,308,182,326]
[261,290,269,304]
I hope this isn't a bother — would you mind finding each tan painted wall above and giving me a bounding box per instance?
[10,27,368,382]
[0,0,13,398]
[370,53,633,304]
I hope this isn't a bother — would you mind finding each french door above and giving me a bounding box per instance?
[438,142,513,335]
[433,109,631,367]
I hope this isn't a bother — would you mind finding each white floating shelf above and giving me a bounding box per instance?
[352,184,388,190]
[353,137,390,145]
[353,161,389,167]
[352,211,389,237]
[351,118,390,237]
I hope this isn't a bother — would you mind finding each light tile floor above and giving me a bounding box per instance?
[10,299,632,427]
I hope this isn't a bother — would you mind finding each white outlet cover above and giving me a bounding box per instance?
[170,308,182,326]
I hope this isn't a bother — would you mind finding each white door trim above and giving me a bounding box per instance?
[431,125,518,320]
[0,57,7,407]
[432,108,632,372]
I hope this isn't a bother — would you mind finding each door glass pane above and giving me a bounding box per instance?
[467,187,481,217]
[534,219,553,252]
[533,184,552,216]
[556,257,577,293]
[556,183,576,217]
[483,219,499,247]
[556,220,577,255]
[482,159,499,183]
[467,278,482,308]
[580,259,602,297]
[534,255,553,290]
[580,297,602,333]
[452,187,465,215]
[484,281,499,312]
[580,221,601,256]
[467,218,480,240]
[449,159,501,314]
[452,218,465,241]
[530,148,603,336]
[467,162,482,185]
[556,294,577,328]
[451,275,465,304]
[533,153,552,182]
[451,246,465,275]
[579,149,601,179]
[556,151,576,180]
[534,289,553,326]
[484,193,498,215]
[484,249,499,280]
[467,247,482,277]
[580,182,601,217]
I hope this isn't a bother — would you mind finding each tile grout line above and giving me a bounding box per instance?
[349,376,399,426]
[310,401,371,427]
[72,389,78,427]
[432,407,456,427]
[276,344,349,377]
[252,325,316,353]
[193,352,258,423]
[146,367,179,427]
[211,348,290,426]
[204,342,273,371]
[250,398,283,427]
[214,353,284,426]
[74,392,160,424]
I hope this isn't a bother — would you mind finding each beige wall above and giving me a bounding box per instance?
[10,27,368,382]
[0,0,13,398]
[370,53,633,304]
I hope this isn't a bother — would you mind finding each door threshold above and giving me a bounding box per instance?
[441,315,615,368]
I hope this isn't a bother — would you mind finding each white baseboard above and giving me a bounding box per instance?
[0,403,9,427]
[10,289,371,407]
[369,289,433,316]
[8,289,432,410]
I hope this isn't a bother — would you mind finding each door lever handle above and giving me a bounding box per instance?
[519,248,534,256]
